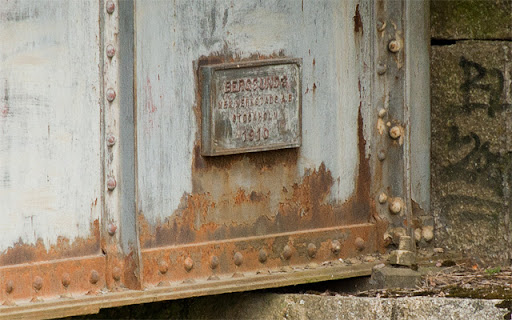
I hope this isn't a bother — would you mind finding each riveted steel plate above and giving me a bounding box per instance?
[201,59,302,156]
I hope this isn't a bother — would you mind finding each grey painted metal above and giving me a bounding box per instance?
[200,59,302,156]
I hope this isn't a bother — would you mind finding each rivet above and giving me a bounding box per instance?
[378,193,388,204]
[307,243,317,258]
[258,249,268,263]
[388,39,401,53]
[210,255,219,270]
[106,0,115,14]
[108,223,117,236]
[355,237,365,251]
[90,270,100,284]
[414,228,422,242]
[106,44,116,58]
[158,259,169,274]
[389,126,401,139]
[234,252,243,266]
[377,150,386,161]
[33,276,43,291]
[106,134,116,147]
[60,273,71,288]
[389,198,402,214]
[184,257,194,272]
[422,226,434,242]
[282,245,292,260]
[106,88,116,102]
[376,20,386,32]
[378,108,387,118]
[377,63,387,75]
[383,232,393,247]
[107,176,117,191]
[112,267,121,281]
[331,240,341,255]
[6,280,14,294]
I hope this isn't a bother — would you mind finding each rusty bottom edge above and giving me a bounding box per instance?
[0,262,377,320]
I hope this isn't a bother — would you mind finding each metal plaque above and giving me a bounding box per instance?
[201,59,302,156]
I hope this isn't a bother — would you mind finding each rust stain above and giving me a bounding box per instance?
[353,4,363,33]
[0,220,100,266]
[312,83,317,94]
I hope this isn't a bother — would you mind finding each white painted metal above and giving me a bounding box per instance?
[0,1,102,252]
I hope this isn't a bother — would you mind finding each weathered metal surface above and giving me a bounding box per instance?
[200,59,302,156]
[0,0,430,317]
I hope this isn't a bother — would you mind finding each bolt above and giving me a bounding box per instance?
[33,276,43,291]
[388,39,401,53]
[377,63,387,75]
[107,176,117,191]
[106,88,116,102]
[90,270,100,284]
[106,44,116,58]
[258,249,268,263]
[331,240,341,254]
[108,223,117,236]
[184,257,194,272]
[6,280,14,294]
[377,150,386,161]
[376,20,386,32]
[112,267,121,281]
[234,252,243,266]
[307,243,317,258]
[355,237,365,251]
[158,259,169,274]
[106,134,116,147]
[389,126,401,139]
[61,273,71,288]
[378,193,388,204]
[378,108,387,118]
[389,198,402,214]
[282,245,292,260]
[210,255,219,269]
[106,0,115,14]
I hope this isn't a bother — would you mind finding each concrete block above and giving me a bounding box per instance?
[370,266,421,289]
[431,0,512,40]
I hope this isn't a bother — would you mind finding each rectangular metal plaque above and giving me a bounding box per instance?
[201,59,302,156]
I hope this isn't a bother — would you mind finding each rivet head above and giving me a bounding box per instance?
[108,223,117,236]
[90,270,100,284]
[355,237,365,251]
[331,240,341,255]
[389,198,402,214]
[234,252,243,266]
[377,150,386,161]
[158,259,169,274]
[383,232,393,247]
[377,63,387,75]
[376,20,386,32]
[106,44,116,58]
[33,276,43,291]
[307,243,317,258]
[112,267,121,281]
[106,88,116,102]
[107,176,117,191]
[258,249,268,263]
[6,280,14,294]
[184,257,194,272]
[388,39,401,53]
[106,134,116,147]
[378,193,388,204]
[106,0,115,14]
[389,126,402,139]
[61,273,71,288]
[378,108,387,118]
[210,255,219,270]
[282,245,292,260]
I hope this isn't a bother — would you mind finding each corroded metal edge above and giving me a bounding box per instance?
[141,223,378,285]
[200,58,302,156]
[0,262,376,320]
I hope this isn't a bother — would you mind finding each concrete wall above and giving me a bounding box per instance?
[431,0,512,263]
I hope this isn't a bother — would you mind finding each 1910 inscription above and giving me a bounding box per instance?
[201,59,301,156]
